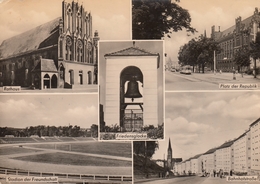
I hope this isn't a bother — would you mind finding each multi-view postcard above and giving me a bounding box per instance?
[1,0,260,184]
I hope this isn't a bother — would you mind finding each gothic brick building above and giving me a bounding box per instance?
[211,8,260,72]
[0,1,99,89]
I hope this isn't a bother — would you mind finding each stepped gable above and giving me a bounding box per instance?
[31,58,58,72]
[104,46,159,57]
[0,17,60,59]
[215,15,254,41]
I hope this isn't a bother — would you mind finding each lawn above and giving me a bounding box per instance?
[14,152,132,167]
[28,142,132,158]
[0,146,40,155]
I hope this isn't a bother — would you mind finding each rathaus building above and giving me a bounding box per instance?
[211,8,260,72]
[0,1,99,89]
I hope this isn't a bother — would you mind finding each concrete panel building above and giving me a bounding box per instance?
[216,140,234,173]
[250,118,260,175]
[202,148,217,174]
[233,130,251,174]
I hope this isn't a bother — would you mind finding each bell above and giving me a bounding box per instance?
[125,80,142,100]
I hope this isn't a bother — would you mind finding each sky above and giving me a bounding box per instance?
[0,0,131,43]
[152,91,260,161]
[0,94,98,128]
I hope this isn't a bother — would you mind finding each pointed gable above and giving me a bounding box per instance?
[31,58,57,73]
[104,46,159,57]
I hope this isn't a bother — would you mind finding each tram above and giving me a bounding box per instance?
[180,65,192,74]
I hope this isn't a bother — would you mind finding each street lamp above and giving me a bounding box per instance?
[214,50,216,75]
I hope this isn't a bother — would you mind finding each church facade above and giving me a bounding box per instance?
[0,1,99,89]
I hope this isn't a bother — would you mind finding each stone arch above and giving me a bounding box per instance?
[69,70,74,84]
[43,74,50,89]
[87,71,92,84]
[51,74,57,88]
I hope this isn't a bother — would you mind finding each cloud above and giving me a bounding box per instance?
[0,99,37,115]
[63,106,98,127]
[190,100,227,117]
[166,116,218,145]
[166,116,214,135]
[222,93,260,120]
[0,99,39,127]
[189,93,260,121]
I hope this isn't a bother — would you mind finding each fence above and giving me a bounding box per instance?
[0,168,132,182]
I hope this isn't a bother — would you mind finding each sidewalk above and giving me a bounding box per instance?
[193,72,260,82]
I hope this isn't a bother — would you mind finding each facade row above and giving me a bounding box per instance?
[174,118,260,176]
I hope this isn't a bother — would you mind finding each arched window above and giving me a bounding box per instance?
[77,40,83,62]
[69,70,74,84]
[87,42,92,63]
[66,36,72,61]
[43,74,50,89]
[87,71,92,84]
[79,70,83,85]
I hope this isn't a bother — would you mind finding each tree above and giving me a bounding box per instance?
[178,35,220,73]
[133,141,159,158]
[233,47,251,72]
[250,32,260,78]
[132,0,196,39]
[90,124,98,138]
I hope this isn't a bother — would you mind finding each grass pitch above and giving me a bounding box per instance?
[14,152,132,167]
[0,146,41,155]
[28,142,132,158]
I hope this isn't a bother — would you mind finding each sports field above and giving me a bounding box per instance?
[14,152,131,166]
[27,142,132,158]
[0,140,132,177]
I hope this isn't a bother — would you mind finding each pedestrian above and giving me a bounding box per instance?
[230,170,233,176]
[213,170,216,177]
[166,171,169,178]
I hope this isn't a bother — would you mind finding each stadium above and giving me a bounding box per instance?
[0,136,132,184]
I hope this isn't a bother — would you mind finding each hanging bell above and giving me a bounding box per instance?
[125,80,142,100]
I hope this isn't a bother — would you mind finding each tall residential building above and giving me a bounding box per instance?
[202,148,217,173]
[185,159,191,173]
[250,118,260,175]
[0,1,99,89]
[190,154,203,174]
[211,8,260,72]
[215,140,234,173]
[233,130,251,174]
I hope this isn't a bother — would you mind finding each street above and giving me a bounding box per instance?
[165,71,260,91]
[135,175,260,184]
